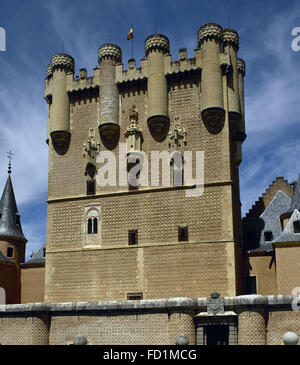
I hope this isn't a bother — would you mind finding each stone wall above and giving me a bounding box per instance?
[0,295,299,345]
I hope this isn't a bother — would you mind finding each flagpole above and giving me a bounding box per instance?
[131,24,133,59]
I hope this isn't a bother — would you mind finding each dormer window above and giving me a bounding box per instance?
[294,220,300,234]
[264,231,273,242]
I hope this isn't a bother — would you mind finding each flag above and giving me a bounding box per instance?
[127,27,133,40]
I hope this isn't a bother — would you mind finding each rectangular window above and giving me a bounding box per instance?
[7,247,13,258]
[128,230,138,245]
[245,276,257,294]
[127,293,143,300]
[87,180,95,195]
[178,225,188,242]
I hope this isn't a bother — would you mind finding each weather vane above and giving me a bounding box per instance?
[7,149,14,174]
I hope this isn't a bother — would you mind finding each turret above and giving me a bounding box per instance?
[237,58,246,136]
[45,63,53,145]
[223,29,241,124]
[145,34,170,141]
[198,23,225,126]
[50,53,74,153]
[98,43,122,150]
[0,164,27,264]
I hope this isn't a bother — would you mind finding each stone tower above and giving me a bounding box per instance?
[44,23,246,303]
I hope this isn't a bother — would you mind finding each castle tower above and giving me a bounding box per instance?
[44,23,247,303]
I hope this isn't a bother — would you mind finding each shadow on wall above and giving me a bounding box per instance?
[242,217,265,251]
[0,287,5,304]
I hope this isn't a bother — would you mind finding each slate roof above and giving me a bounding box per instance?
[25,243,45,264]
[274,209,300,243]
[243,190,292,252]
[0,174,27,242]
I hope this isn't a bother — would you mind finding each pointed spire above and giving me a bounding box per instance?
[0,173,27,242]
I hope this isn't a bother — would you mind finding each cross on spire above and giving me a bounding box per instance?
[7,149,14,174]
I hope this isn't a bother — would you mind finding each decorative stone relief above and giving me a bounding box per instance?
[207,292,225,315]
[168,118,187,149]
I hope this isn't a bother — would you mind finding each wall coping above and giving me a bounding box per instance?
[0,295,297,315]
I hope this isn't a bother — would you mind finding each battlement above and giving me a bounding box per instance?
[45,23,245,100]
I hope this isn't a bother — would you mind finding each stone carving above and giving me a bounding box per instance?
[168,118,187,149]
[145,34,170,56]
[83,128,100,178]
[98,43,122,64]
[73,335,88,345]
[207,292,225,315]
[175,334,190,345]
[125,105,143,167]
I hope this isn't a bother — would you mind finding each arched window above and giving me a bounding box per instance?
[0,287,6,305]
[84,206,101,246]
[86,209,99,235]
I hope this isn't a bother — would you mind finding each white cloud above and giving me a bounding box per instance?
[240,7,300,215]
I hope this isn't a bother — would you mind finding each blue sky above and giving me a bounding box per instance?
[0,0,299,259]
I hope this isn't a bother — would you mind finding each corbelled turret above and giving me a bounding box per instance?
[98,43,122,150]
[50,53,74,154]
[198,23,225,126]
[145,34,170,141]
